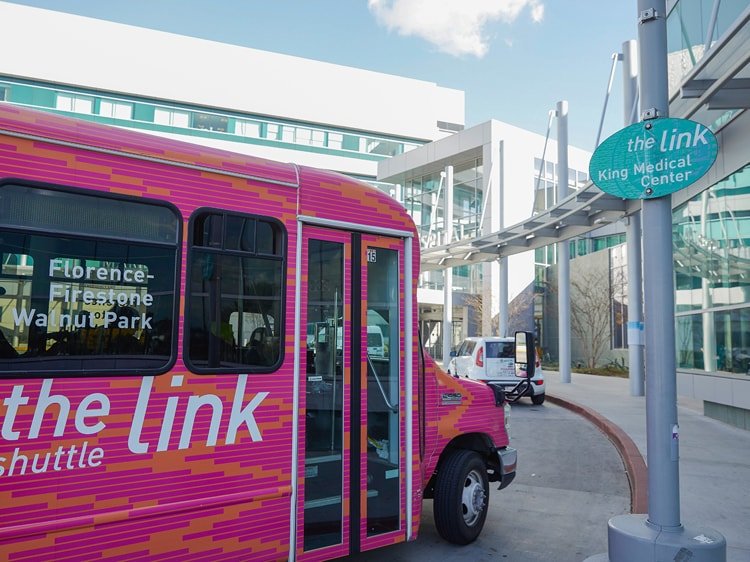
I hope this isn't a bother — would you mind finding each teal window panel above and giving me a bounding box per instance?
[342,134,360,151]
[32,87,56,107]
[578,239,588,256]
[593,238,607,251]
[9,85,55,107]
[133,104,155,122]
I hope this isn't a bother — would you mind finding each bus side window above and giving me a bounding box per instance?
[185,210,286,373]
[0,182,180,376]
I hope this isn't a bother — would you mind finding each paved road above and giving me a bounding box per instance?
[342,400,630,562]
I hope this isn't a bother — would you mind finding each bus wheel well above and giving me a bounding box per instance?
[423,433,498,499]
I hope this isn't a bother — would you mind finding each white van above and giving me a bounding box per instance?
[367,325,385,358]
[449,336,546,405]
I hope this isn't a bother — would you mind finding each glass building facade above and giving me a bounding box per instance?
[666,0,750,388]
[673,164,750,375]
[403,158,485,294]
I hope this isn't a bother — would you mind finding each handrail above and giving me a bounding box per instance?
[367,354,398,412]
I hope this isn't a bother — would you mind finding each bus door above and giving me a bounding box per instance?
[298,228,407,558]
[301,227,352,557]
[357,234,406,553]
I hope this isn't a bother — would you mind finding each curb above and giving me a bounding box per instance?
[546,393,648,514]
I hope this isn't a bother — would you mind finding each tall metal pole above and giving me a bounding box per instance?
[622,39,645,397]
[637,0,681,530]
[556,101,571,383]
[604,2,726,559]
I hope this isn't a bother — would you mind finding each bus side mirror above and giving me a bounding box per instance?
[449,350,457,357]
[514,331,535,379]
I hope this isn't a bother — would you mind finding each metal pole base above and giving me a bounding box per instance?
[597,514,727,562]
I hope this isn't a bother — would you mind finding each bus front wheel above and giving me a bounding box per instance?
[433,449,489,545]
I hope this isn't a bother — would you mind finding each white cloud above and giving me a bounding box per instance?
[368,0,544,58]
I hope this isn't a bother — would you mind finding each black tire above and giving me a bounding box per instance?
[531,393,545,405]
[433,449,489,545]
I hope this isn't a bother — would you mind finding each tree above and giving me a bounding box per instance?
[569,268,614,369]
[507,285,535,335]
[462,293,498,336]
[461,284,534,338]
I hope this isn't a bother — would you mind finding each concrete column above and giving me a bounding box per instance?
[556,101,571,383]
[496,138,508,336]
[482,135,505,336]
[622,39,646,397]
[442,165,454,364]
[498,258,508,336]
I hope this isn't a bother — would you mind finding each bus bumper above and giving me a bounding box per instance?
[495,446,517,490]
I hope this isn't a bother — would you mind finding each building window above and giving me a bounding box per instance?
[235,119,261,138]
[0,183,180,376]
[280,125,295,143]
[292,127,326,146]
[328,132,343,150]
[534,158,589,213]
[154,107,190,128]
[186,211,286,373]
[674,163,750,375]
[55,93,94,115]
[265,123,280,140]
[192,112,228,132]
[99,99,133,120]
[364,138,403,156]
[296,127,311,145]
[610,245,628,349]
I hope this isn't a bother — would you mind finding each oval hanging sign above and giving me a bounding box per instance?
[589,117,718,200]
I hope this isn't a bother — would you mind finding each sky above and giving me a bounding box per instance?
[6,0,638,150]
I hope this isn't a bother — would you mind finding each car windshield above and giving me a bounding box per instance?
[457,340,476,356]
[486,341,514,359]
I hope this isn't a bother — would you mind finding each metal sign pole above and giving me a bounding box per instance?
[604,1,726,559]
[637,0,681,530]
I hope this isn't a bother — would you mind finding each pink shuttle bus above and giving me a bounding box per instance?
[0,104,529,561]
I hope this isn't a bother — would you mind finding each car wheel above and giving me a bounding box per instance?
[531,393,545,405]
[434,449,489,545]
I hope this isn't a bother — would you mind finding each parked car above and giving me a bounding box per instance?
[449,336,546,405]
[367,324,386,358]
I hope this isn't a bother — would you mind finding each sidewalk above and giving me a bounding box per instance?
[545,371,750,562]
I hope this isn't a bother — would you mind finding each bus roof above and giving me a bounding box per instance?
[0,102,419,245]
[0,102,300,188]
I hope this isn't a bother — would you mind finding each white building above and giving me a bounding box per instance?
[0,1,463,181]
[378,120,594,358]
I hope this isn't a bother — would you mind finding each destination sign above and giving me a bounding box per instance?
[589,117,718,199]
